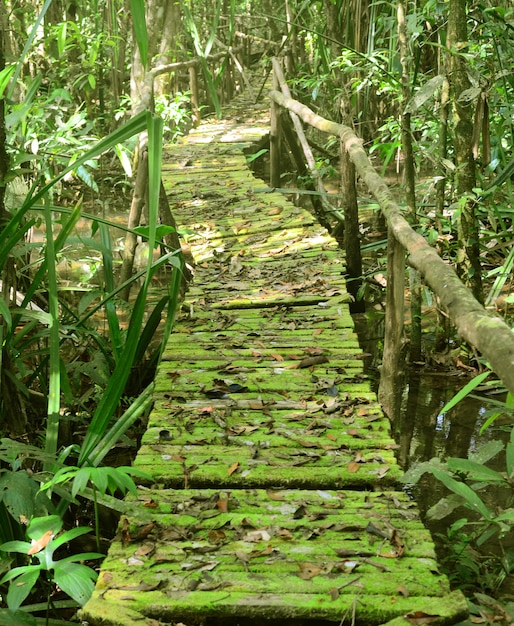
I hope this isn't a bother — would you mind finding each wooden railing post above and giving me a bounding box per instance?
[270,67,282,188]
[340,128,364,312]
[378,232,406,420]
[189,65,200,127]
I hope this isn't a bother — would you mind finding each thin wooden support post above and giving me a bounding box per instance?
[378,231,406,420]
[340,135,364,312]
[270,69,282,188]
[271,58,342,230]
[189,65,200,127]
[281,115,325,221]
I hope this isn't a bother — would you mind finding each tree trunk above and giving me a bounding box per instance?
[397,0,422,362]
[447,0,483,303]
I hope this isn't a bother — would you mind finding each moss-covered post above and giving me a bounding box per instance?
[340,107,363,312]
[189,64,200,127]
[270,64,282,188]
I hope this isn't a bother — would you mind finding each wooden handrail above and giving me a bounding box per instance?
[269,87,514,402]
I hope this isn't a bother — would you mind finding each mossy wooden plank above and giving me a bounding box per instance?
[133,445,401,488]
[81,487,467,624]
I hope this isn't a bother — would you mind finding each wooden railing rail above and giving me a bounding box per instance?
[269,79,514,414]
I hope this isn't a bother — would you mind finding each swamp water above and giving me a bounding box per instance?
[354,309,514,597]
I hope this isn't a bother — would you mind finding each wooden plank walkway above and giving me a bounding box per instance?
[81,86,467,626]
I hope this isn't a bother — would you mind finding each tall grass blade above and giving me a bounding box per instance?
[437,370,491,417]
[99,222,123,363]
[129,0,148,68]
[78,112,165,467]
[43,197,61,471]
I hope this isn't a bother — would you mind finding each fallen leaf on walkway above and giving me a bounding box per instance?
[134,542,155,557]
[397,585,409,597]
[249,544,273,557]
[404,611,441,625]
[277,528,294,540]
[208,529,226,543]
[297,562,323,579]
[347,461,360,473]
[289,356,330,369]
[217,495,229,512]
[182,560,219,572]
[228,462,240,475]
[244,529,271,542]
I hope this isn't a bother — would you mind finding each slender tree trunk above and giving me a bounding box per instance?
[447,0,483,303]
[397,0,422,362]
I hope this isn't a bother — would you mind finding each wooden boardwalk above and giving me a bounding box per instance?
[81,86,467,625]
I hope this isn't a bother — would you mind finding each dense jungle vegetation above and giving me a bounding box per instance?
[0,0,513,623]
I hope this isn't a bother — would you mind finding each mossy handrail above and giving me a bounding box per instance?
[268,84,514,408]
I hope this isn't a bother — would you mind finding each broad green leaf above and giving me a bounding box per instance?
[400,458,445,484]
[469,439,504,464]
[0,472,47,521]
[57,21,67,57]
[0,540,32,554]
[53,561,97,606]
[447,458,506,483]
[0,65,15,99]
[133,224,177,242]
[5,568,40,611]
[50,527,92,552]
[71,467,90,498]
[404,75,445,113]
[426,494,466,521]
[115,143,133,177]
[27,515,62,540]
[493,508,514,524]
[431,468,492,520]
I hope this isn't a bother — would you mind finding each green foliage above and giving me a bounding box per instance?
[0,2,184,616]
[403,422,514,592]
[0,516,102,611]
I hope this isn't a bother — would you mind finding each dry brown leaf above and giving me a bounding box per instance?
[298,356,329,369]
[250,544,273,558]
[28,530,53,555]
[244,529,271,542]
[326,433,338,441]
[217,495,229,512]
[209,529,226,543]
[403,611,441,625]
[272,353,284,361]
[134,542,155,558]
[277,528,294,540]
[297,562,323,579]
[397,585,409,597]
[266,490,284,500]
[347,461,360,473]
[228,462,240,475]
